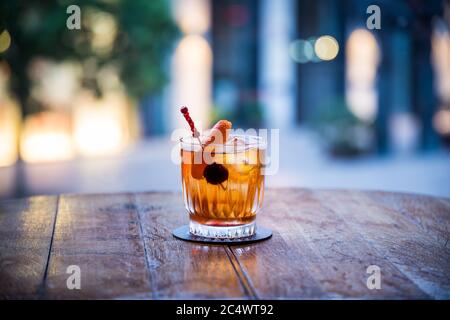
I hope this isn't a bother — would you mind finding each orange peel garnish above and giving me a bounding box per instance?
[203,120,232,147]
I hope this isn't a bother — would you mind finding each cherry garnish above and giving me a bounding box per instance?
[203,163,229,185]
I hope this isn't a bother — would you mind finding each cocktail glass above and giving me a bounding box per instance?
[180,134,265,239]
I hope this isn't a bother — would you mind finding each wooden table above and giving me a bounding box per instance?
[0,188,449,299]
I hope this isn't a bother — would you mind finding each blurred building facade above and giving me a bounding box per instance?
[1,0,449,198]
[204,0,449,155]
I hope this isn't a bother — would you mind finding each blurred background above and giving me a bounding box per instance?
[0,0,449,199]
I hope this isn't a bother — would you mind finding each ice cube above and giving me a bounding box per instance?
[225,136,246,153]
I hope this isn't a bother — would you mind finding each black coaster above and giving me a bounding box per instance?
[173,225,272,245]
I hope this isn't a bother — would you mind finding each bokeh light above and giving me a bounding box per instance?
[0,101,20,167]
[433,109,450,135]
[86,10,118,55]
[173,0,210,34]
[20,112,74,163]
[289,39,314,63]
[314,35,339,61]
[431,22,450,104]
[346,29,380,84]
[172,34,212,130]
[0,30,11,53]
[74,91,130,157]
[346,29,380,123]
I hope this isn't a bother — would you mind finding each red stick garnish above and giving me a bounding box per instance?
[180,106,202,148]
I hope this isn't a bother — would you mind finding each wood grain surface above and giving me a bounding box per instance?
[0,196,58,299]
[0,189,448,299]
